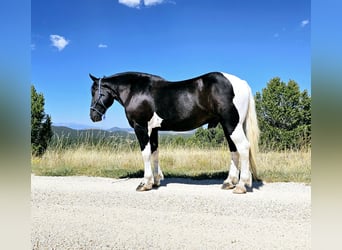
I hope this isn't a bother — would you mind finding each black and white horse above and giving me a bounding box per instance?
[89,71,259,194]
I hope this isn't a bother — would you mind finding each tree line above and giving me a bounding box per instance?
[31,77,311,156]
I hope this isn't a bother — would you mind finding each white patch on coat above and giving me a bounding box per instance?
[220,72,250,124]
[147,112,163,136]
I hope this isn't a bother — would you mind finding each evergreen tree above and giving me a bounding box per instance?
[31,85,53,156]
[255,77,311,151]
[190,125,226,148]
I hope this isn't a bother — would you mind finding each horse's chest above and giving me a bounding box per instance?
[125,95,154,121]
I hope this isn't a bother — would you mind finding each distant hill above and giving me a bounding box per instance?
[108,127,134,133]
[52,123,102,130]
[52,125,196,140]
[52,126,134,140]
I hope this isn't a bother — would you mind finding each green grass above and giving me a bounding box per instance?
[32,145,311,183]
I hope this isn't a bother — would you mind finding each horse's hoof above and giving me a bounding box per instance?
[233,185,247,194]
[153,173,164,187]
[221,182,235,190]
[242,172,252,188]
[136,182,152,192]
[152,182,161,188]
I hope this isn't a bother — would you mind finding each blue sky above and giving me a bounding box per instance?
[31,0,310,129]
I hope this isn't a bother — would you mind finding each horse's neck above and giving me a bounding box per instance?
[111,74,154,106]
[113,80,136,107]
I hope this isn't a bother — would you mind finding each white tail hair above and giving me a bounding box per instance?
[244,88,260,180]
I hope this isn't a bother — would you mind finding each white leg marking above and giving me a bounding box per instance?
[222,152,239,189]
[149,112,164,186]
[152,149,159,173]
[152,149,164,186]
[228,151,240,182]
[141,142,153,186]
[230,124,252,190]
[138,112,164,191]
[147,112,163,136]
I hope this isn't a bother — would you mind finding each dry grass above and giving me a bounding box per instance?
[32,146,311,183]
[256,150,311,183]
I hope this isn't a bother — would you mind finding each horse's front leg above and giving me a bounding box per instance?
[134,123,154,191]
[150,129,164,187]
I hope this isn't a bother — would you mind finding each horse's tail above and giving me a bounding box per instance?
[244,87,260,181]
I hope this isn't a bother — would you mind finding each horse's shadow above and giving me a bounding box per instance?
[123,170,264,192]
[160,177,223,186]
[158,176,265,192]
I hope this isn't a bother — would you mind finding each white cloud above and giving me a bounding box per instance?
[98,44,108,48]
[301,19,310,28]
[50,34,69,51]
[118,0,166,8]
[144,0,163,6]
[118,0,141,8]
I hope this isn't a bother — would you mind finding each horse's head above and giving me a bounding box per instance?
[89,74,114,122]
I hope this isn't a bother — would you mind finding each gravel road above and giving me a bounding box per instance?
[31,175,311,249]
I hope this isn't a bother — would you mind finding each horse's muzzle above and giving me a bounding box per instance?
[90,111,102,122]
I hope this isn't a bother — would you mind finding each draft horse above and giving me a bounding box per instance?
[89,71,259,194]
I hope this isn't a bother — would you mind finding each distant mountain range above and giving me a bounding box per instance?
[52,125,133,138]
[52,123,195,138]
[52,122,134,132]
[108,127,134,133]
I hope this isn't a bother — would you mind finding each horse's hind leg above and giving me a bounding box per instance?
[222,136,240,190]
[221,122,251,194]
[150,129,164,187]
[230,123,252,194]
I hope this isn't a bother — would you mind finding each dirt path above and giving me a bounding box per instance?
[31,175,311,249]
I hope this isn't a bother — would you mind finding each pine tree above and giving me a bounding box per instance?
[31,85,53,156]
[190,125,225,148]
[255,77,311,151]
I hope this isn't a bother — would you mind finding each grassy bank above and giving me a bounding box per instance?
[32,146,311,183]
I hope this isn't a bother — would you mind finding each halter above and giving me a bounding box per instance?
[90,77,107,120]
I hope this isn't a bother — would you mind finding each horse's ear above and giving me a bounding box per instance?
[89,74,98,82]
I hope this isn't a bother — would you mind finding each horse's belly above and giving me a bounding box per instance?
[159,116,211,132]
